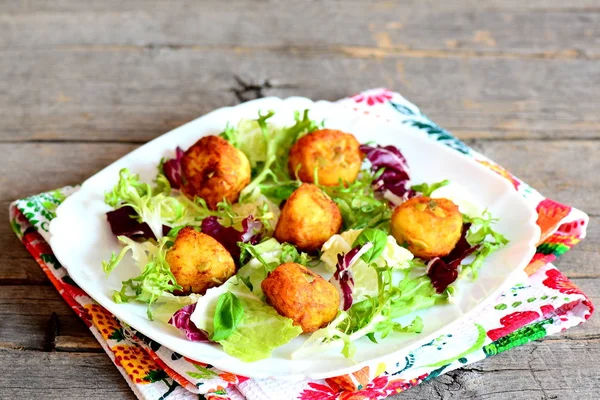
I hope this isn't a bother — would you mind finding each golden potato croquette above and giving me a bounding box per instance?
[274,183,342,252]
[288,129,363,186]
[181,135,251,210]
[262,263,340,333]
[391,197,463,259]
[166,227,235,294]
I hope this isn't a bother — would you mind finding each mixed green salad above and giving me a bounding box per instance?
[102,110,508,362]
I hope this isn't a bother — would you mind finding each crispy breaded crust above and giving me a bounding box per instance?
[262,262,340,333]
[181,135,251,210]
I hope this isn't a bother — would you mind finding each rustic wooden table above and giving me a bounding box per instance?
[1,1,599,399]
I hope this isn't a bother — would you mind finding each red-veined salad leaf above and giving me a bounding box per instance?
[427,213,509,293]
[201,216,264,260]
[104,168,199,240]
[106,206,170,240]
[427,223,479,293]
[162,147,184,189]
[360,144,415,205]
[332,246,362,311]
[168,303,210,342]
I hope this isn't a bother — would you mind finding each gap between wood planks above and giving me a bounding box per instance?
[3,43,597,61]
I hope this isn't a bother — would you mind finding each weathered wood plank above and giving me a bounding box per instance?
[1,143,137,203]
[0,49,599,142]
[3,1,599,57]
[54,335,102,352]
[1,201,49,285]
[392,339,600,399]
[468,140,599,215]
[2,339,600,400]
[0,349,135,399]
[5,0,600,14]
[0,286,91,350]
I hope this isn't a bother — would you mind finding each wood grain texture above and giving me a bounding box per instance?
[1,1,599,143]
[1,0,598,399]
[396,339,600,399]
[1,49,599,143]
[1,340,600,400]
[0,350,135,399]
[3,0,600,54]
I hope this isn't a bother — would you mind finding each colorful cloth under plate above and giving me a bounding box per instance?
[9,89,594,400]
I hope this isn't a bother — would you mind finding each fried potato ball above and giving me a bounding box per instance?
[262,263,340,333]
[181,135,251,210]
[166,227,235,294]
[274,183,342,252]
[391,197,463,259]
[288,129,362,186]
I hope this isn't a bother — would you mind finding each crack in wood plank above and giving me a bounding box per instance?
[230,75,272,103]
[45,312,59,352]
[3,43,597,61]
[229,75,300,103]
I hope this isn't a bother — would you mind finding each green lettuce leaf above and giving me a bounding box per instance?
[190,276,302,362]
[411,179,450,197]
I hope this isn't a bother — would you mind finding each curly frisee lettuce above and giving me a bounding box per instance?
[222,110,321,203]
[102,235,183,320]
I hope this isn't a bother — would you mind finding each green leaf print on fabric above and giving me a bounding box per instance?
[62,276,81,288]
[17,190,66,232]
[143,370,179,400]
[402,120,471,155]
[109,328,126,342]
[390,101,419,116]
[483,318,552,357]
[425,324,487,367]
[422,364,451,382]
[187,364,218,380]
[10,219,22,236]
[41,253,61,270]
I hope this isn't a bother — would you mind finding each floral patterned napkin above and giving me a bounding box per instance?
[9,89,594,400]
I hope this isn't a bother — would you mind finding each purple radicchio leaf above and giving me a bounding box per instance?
[168,303,210,342]
[201,216,264,260]
[360,144,415,205]
[106,206,170,240]
[426,223,480,293]
[163,147,184,189]
[331,246,362,311]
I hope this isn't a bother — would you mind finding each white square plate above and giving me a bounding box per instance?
[49,97,540,380]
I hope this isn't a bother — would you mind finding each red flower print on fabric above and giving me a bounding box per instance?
[486,311,540,341]
[542,269,583,296]
[299,382,339,400]
[299,375,425,400]
[351,89,393,106]
[557,219,586,239]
